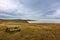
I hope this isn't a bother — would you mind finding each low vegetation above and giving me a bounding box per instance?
[0,20,60,40]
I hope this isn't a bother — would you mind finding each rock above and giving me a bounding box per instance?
[5,25,21,32]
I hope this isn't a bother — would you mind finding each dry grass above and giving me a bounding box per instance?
[0,20,60,40]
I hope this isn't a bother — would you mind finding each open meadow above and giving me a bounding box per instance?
[0,20,60,40]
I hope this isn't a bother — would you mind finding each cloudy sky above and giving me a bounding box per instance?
[0,0,60,20]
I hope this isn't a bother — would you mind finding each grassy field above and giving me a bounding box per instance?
[0,20,60,40]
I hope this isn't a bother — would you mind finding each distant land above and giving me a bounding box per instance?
[27,19,60,23]
[0,19,60,23]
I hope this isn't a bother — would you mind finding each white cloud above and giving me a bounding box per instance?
[0,0,43,20]
[14,7,42,20]
[0,13,12,16]
[45,2,60,19]
[0,0,17,11]
[1,0,60,20]
[53,9,60,17]
[46,9,60,18]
